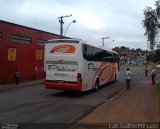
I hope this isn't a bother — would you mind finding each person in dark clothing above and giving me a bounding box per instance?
[15,69,20,85]
[151,67,156,85]
[145,65,148,76]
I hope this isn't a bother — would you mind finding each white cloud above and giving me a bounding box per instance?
[0,0,157,50]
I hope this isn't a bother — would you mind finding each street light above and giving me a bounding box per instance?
[101,37,110,47]
[64,20,76,36]
[58,14,72,39]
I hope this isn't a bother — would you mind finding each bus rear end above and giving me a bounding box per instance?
[44,39,82,91]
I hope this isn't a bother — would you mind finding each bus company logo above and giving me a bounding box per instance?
[50,45,76,53]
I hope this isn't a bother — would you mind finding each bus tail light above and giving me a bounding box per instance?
[77,73,82,82]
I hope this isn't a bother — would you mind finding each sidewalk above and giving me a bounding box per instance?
[72,79,160,129]
[0,80,44,90]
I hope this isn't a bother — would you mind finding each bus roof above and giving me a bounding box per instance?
[47,38,118,55]
[48,39,80,43]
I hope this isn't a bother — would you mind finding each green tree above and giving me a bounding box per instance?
[112,46,130,53]
[146,49,160,63]
[155,49,160,62]
[131,48,135,52]
[136,48,142,52]
[120,46,129,51]
[142,0,160,51]
[146,52,156,62]
[112,47,121,53]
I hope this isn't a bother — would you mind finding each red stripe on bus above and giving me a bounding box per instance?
[44,80,82,91]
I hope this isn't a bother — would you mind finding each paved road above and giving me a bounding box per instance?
[0,66,156,129]
[0,69,127,129]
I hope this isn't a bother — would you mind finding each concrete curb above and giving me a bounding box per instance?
[0,80,44,90]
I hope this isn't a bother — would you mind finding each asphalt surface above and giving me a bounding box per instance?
[1,66,157,129]
[0,68,127,129]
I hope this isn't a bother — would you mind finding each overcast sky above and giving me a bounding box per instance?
[0,0,156,50]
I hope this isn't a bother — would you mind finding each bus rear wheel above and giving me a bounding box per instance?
[114,74,117,81]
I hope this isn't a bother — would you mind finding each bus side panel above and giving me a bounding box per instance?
[83,61,117,89]
[105,62,117,83]
[77,43,86,91]
[82,60,94,91]
[97,62,117,86]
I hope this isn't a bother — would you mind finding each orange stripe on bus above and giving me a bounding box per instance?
[50,45,76,53]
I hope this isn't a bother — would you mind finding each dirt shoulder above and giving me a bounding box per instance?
[72,66,160,129]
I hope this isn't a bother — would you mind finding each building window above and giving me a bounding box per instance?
[10,35,32,44]
[37,39,47,45]
[36,49,43,60]
[0,32,2,41]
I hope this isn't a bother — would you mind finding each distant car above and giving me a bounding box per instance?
[143,61,148,65]
[128,61,136,64]
[157,64,160,69]
[132,61,136,64]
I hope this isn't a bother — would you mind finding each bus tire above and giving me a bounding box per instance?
[114,74,117,81]
[94,79,99,91]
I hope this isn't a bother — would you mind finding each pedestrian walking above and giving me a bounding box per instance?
[125,68,134,89]
[15,69,20,85]
[145,65,148,76]
[151,67,156,85]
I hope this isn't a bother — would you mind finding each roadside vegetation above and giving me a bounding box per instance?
[126,64,146,67]
[146,50,160,63]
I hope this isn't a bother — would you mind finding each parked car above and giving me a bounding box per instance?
[143,61,148,65]
[132,61,136,64]
[157,64,160,69]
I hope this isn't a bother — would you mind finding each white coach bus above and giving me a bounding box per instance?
[44,39,119,92]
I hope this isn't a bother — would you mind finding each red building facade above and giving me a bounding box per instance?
[0,20,62,84]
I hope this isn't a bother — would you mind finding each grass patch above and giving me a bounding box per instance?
[122,64,145,67]
[157,83,160,109]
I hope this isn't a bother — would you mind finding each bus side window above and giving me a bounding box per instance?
[83,44,88,60]
[84,45,87,52]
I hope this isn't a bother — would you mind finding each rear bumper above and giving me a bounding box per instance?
[44,80,82,91]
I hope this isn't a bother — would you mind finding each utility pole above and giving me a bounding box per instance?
[58,14,72,39]
[101,37,110,47]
